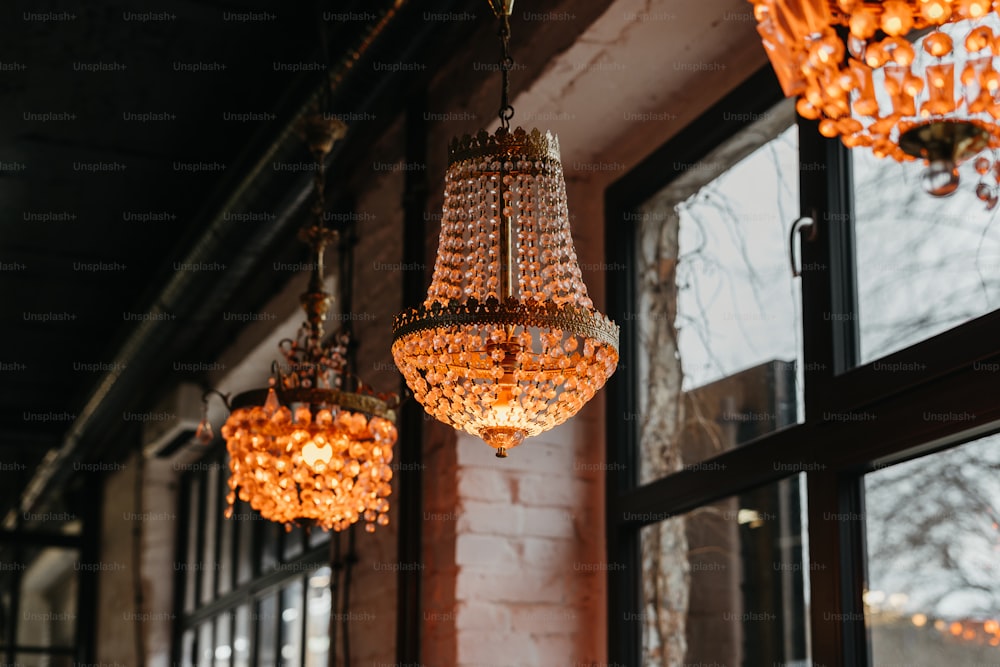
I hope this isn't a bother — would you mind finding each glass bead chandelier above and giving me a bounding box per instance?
[750,0,1000,205]
[213,114,399,532]
[392,1,619,458]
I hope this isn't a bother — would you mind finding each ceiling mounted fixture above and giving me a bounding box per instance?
[201,114,399,533]
[391,0,619,458]
[750,0,1000,205]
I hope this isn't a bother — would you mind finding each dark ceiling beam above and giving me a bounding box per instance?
[12,0,423,521]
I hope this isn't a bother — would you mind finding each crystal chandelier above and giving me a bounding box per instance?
[750,0,1000,205]
[209,115,398,532]
[391,1,619,458]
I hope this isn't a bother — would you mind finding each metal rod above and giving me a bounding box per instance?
[499,209,514,300]
[14,0,416,522]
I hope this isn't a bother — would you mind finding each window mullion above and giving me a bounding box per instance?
[799,118,860,416]
[806,470,870,667]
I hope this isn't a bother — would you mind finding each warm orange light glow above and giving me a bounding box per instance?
[950,621,964,636]
[921,0,952,23]
[881,2,914,36]
[392,127,619,458]
[923,32,953,58]
[222,389,397,533]
[911,613,928,627]
[749,0,1000,206]
[301,440,333,469]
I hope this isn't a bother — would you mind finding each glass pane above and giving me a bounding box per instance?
[181,628,196,667]
[233,604,250,667]
[640,475,810,665]
[15,654,72,667]
[16,546,78,649]
[282,526,304,562]
[865,432,1000,664]
[635,106,802,482]
[308,525,330,549]
[260,522,279,573]
[200,465,219,604]
[256,592,278,666]
[185,476,202,613]
[218,457,234,596]
[305,566,332,667]
[214,611,231,667]
[0,547,14,640]
[854,133,1000,364]
[279,579,304,666]
[235,499,255,585]
[197,620,214,667]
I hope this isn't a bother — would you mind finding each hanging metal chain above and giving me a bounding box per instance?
[498,12,515,128]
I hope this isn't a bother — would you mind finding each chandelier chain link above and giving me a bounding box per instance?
[498,12,515,128]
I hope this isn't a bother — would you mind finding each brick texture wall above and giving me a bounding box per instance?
[420,176,609,667]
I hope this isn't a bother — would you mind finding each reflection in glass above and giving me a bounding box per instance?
[181,628,195,667]
[641,476,809,665]
[185,476,201,612]
[15,654,72,667]
[280,579,304,666]
[233,604,250,667]
[218,456,234,595]
[235,499,255,585]
[260,522,279,573]
[305,566,332,667]
[308,524,331,549]
[197,621,213,667]
[256,593,277,666]
[854,147,1000,363]
[865,432,1000,664]
[200,464,219,603]
[635,108,802,483]
[283,525,304,562]
[214,611,231,667]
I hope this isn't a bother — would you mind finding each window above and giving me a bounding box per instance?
[606,66,1000,666]
[853,149,1000,364]
[865,432,1000,664]
[632,104,803,485]
[640,476,809,665]
[0,544,82,665]
[173,449,331,667]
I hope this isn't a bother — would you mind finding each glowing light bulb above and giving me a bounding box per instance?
[492,377,517,424]
[301,440,333,470]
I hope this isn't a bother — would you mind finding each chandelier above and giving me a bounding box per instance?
[391,1,619,458]
[750,0,1000,205]
[204,114,398,532]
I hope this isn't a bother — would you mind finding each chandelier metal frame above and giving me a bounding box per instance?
[206,113,399,533]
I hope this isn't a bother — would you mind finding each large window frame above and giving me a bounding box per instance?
[171,446,333,667]
[605,66,1000,666]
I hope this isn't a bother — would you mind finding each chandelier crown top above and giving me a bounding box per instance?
[448,126,562,165]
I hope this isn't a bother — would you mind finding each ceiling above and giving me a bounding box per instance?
[0,0,479,520]
[1,0,768,523]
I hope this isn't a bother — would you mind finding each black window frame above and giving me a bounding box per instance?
[171,445,331,667]
[605,65,1000,666]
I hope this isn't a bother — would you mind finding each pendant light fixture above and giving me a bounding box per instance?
[749,0,1000,206]
[391,1,619,458]
[203,114,399,533]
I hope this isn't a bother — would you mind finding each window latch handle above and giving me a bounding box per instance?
[789,212,817,278]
